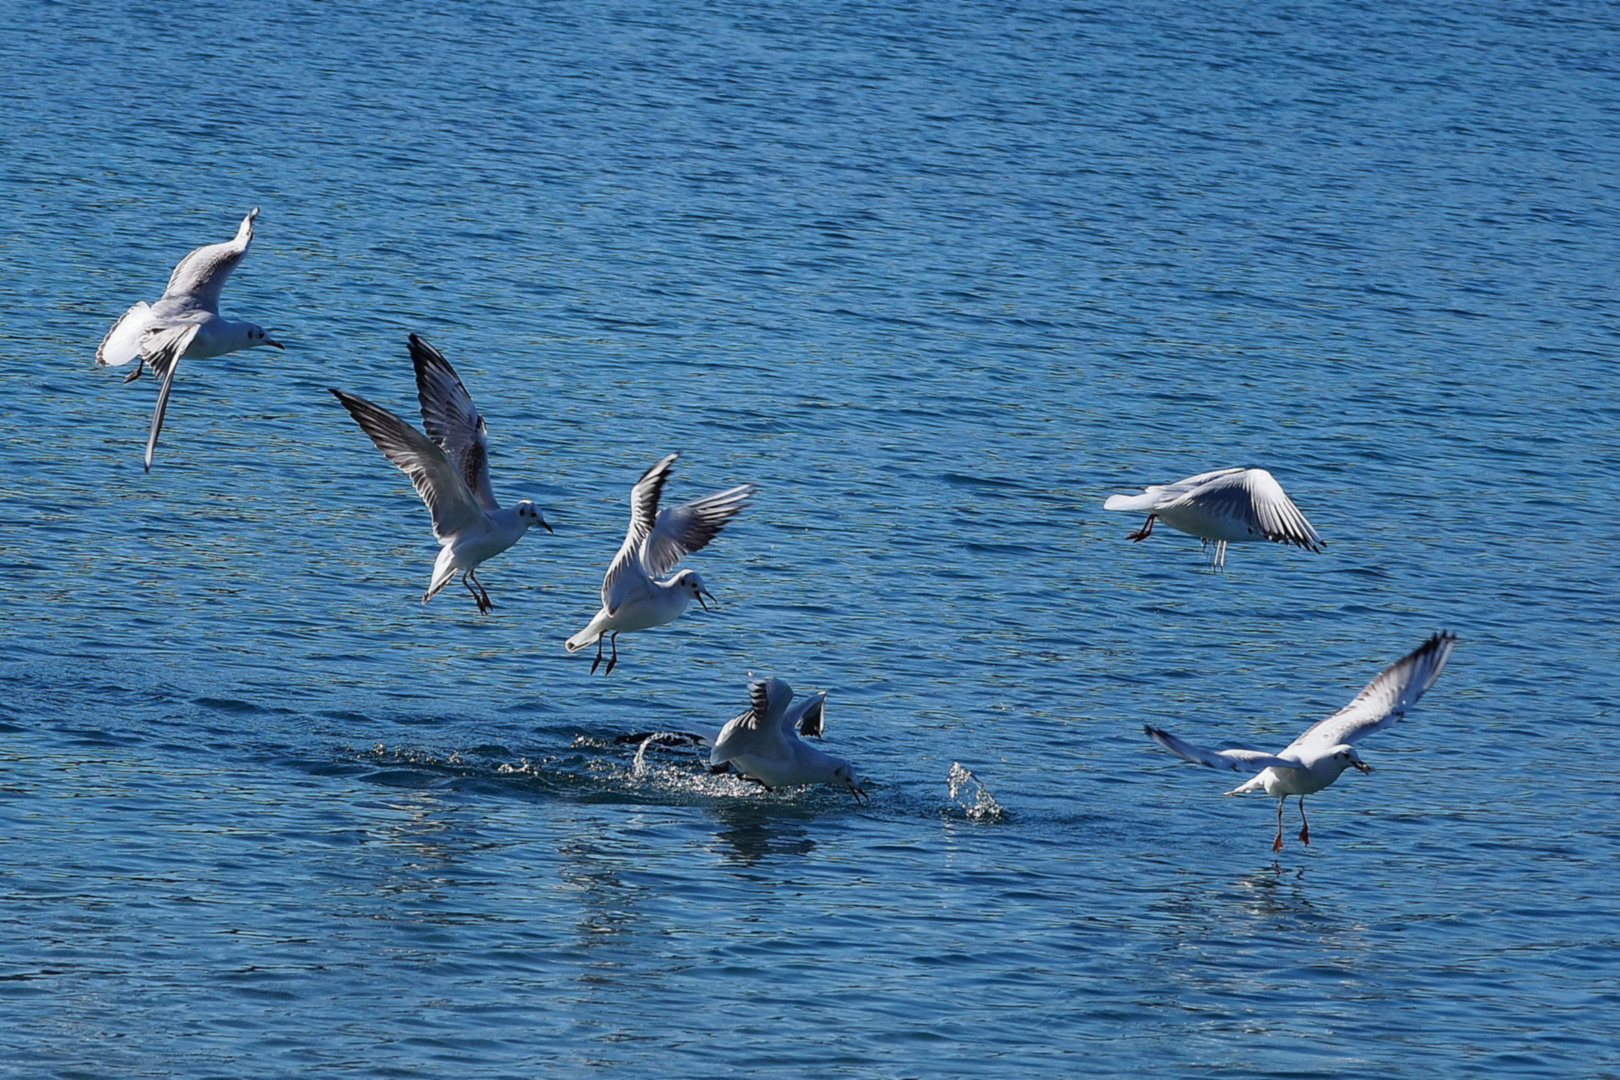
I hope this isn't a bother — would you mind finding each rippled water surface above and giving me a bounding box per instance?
[3,2,1618,1077]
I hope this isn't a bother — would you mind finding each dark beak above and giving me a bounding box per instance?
[266,338,285,350]
[696,588,716,612]
[850,785,868,803]
[540,519,554,535]
[1353,760,1372,775]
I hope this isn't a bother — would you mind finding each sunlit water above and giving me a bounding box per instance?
[2,1,1618,1077]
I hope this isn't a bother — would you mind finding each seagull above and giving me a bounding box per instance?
[708,676,865,800]
[1145,630,1457,852]
[566,453,755,674]
[1103,467,1322,568]
[329,333,551,614]
[96,207,284,471]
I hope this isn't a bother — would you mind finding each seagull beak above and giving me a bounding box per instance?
[540,518,554,535]
[850,785,867,803]
[265,338,284,350]
[696,588,716,612]
[1353,760,1372,775]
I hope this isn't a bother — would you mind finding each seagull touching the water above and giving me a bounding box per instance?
[1104,467,1322,568]
[709,676,865,800]
[329,334,551,614]
[1145,630,1457,852]
[566,453,755,674]
[96,207,284,471]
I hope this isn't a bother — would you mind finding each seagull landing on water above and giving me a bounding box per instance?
[708,676,865,801]
[565,452,755,675]
[96,207,284,471]
[1144,630,1457,852]
[329,334,551,614]
[1104,467,1322,569]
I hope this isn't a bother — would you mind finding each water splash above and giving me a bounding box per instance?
[946,762,1005,821]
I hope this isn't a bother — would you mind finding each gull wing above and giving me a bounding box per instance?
[642,482,756,578]
[1174,468,1322,551]
[1143,724,1295,773]
[710,677,792,767]
[1284,632,1457,757]
[162,208,258,314]
[329,388,485,540]
[599,453,679,609]
[785,691,827,738]
[1104,467,1244,513]
[139,323,201,472]
[407,334,499,513]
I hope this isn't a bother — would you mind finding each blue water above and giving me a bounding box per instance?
[3,1,1619,1076]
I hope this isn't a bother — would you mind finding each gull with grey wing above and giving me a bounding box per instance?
[96,207,283,471]
[1145,631,1457,851]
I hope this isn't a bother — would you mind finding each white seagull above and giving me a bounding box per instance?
[566,453,755,674]
[1104,467,1322,568]
[709,676,865,800]
[329,333,551,613]
[1145,630,1457,852]
[96,207,284,471]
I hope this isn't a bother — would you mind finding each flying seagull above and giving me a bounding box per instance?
[1104,467,1322,568]
[566,452,754,674]
[1145,631,1457,851]
[96,207,284,470]
[329,333,551,613]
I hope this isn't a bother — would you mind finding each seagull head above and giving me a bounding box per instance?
[245,323,284,350]
[831,759,866,803]
[515,500,553,534]
[675,570,716,611]
[1333,746,1372,776]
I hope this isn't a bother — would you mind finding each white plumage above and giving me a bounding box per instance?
[97,208,283,471]
[1104,467,1322,568]
[566,453,755,674]
[329,334,551,613]
[1145,631,1457,851]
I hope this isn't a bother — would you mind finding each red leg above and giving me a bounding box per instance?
[1298,797,1310,845]
[1272,799,1285,852]
[1126,515,1157,542]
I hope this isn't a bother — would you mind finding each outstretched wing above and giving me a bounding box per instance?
[642,483,756,578]
[139,323,202,472]
[599,453,679,608]
[1175,468,1322,551]
[1143,724,1295,773]
[408,334,499,513]
[162,208,258,314]
[1285,631,1457,756]
[329,388,485,540]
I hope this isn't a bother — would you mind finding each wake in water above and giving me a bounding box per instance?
[946,762,1005,821]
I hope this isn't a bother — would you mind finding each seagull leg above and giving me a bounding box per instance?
[589,637,605,674]
[1298,797,1310,845]
[603,633,620,676]
[461,571,493,614]
[123,359,146,383]
[1126,514,1157,542]
[1273,799,1285,852]
[740,774,774,793]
